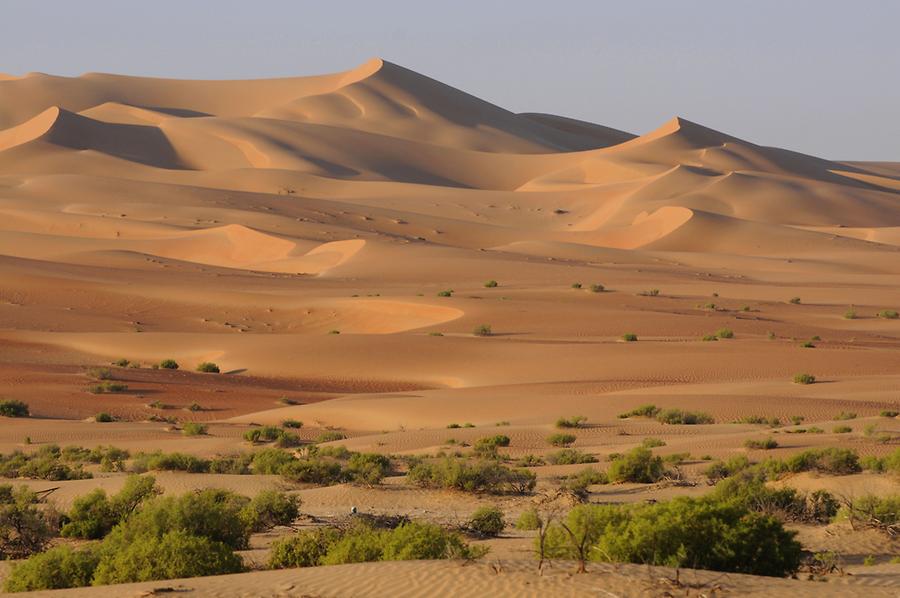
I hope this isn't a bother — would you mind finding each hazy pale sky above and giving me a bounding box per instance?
[3,0,898,160]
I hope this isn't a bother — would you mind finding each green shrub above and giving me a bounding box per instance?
[94,412,114,423]
[656,409,714,425]
[641,437,666,448]
[88,382,129,394]
[618,404,660,419]
[784,448,861,475]
[0,485,56,560]
[546,449,597,465]
[736,415,781,426]
[282,419,303,429]
[239,491,300,532]
[209,454,252,475]
[793,373,815,385]
[182,422,207,436]
[408,458,535,494]
[437,289,453,297]
[621,333,638,342]
[555,415,587,429]
[840,495,900,535]
[880,410,899,418]
[86,367,114,380]
[716,328,734,339]
[571,283,582,289]
[186,402,204,412]
[196,362,220,373]
[92,530,244,585]
[589,284,605,293]
[315,431,347,443]
[834,411,857,420]
[0,400,29,418]
[484,280,498,288]
[3,545,100,592]
[704,455,751,481]
[563,468,609,495]
[744,438,778,450]
[269,528,341,568]
[473,324,492,337]
[346,453,391,486]
[608,447,666,483]
[113,358,130,367]
[801,341,815,348]
[544,499,802,576]
[832,425,852,434]
[639,289,660,297]
[515,508,541,530]
[789,297,801,304]
[877,310,899,319]
[466,506,505,537]
[280,459,346,485]
[132,451,210,474]
[250,448,296,475]
[546,433,576,447]
[844,307,858,319]
[701,334,718,341]
[62,475,159,539]
[159,359,179,370]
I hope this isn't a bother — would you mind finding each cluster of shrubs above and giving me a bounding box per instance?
[4,479,300,592]
[704,447,892,483]
[243,425,302,448]
[268,518,486,570]
[535,495,802,576]
[130,446,392,487]
[408,457,535,494]
[617,404,714,424]
[0,445,131,481]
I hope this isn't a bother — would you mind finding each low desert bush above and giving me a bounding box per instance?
[196,362,220,373]
[239,490,300,532]
[542,498,801,576]
[270,521,484,569]
[473,324,492,337]
[158,359,179,370]
[0,485,57,561]
[716,328,734,339]
[607,447,666,483]
[483,280,498,288]
[181,422,208,436]
[315,431,347,443]
[744,438,778,450]
[546,433,576,447]
[408,458,535,495]
[832,425,852,434]
[546,449,597,465]
[877,310,899,319]
[621,333,638,342]
[0,400,29,418]
[655,409,714,425]
[793,373,815,385]
[589,283,605,293]
[736,415,781,426]
[555,415,587,429]
[515,508,541,530]
[617,404,660,419]
[466,506,505,537]
[88,382,128,394]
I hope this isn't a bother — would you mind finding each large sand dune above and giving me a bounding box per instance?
[0,59,898,595]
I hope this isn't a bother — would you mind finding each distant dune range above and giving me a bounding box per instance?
[1,57,899,396]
